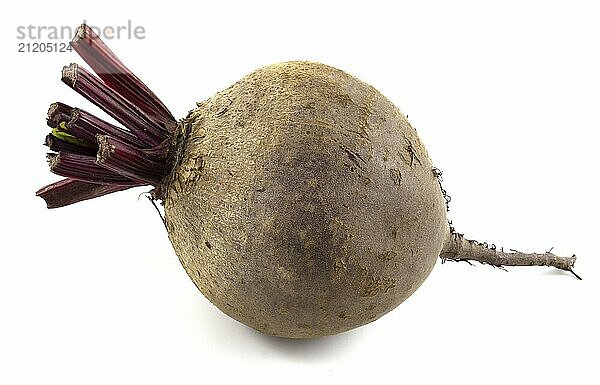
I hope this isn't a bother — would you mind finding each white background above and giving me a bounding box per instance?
[1,1,598,384]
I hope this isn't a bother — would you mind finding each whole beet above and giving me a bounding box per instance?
[38,25,579,340]
[162,62,448,337]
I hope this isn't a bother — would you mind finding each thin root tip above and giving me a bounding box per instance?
[569,269,582,280]
[565,255,581,280]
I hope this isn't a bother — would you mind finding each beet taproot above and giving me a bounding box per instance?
[37,24,579,339]
[162,61,448,337]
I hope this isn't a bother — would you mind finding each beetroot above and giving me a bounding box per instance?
[37,24,579,338]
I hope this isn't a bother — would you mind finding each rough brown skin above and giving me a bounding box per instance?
[162,61,449,338]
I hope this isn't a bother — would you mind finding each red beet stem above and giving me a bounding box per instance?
[140,139,172,161]
[48,152,139,185]
[62,63,166,147]
[44,134,98,157]
[48,105,145,148]
[71,24,176,132]
[39,23,176,208]
[96,135,166,185]
[36,178,140,209]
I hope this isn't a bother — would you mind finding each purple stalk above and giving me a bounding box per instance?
[96,135,166,185]
[45,134,97,156]
[37,178,140,209]
[62,63,166,147]
[38,23,175,208]
[71,24,176,131]
[141,139,172,161]
[47,103,144,148]
[48,152,138,185]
